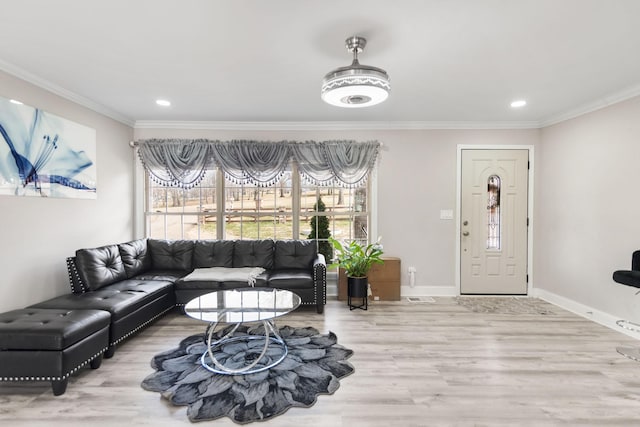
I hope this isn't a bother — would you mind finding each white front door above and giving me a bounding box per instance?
[460,149,529,294]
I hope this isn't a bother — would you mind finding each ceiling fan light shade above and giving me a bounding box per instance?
[321,69,390,108]
[321,36,390,108]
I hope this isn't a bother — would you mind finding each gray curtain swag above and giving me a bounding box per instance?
[136,139,380,189]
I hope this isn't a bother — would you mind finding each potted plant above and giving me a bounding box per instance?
[329,237,384,309]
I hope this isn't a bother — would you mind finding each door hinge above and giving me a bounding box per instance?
[526,217,529,226]
[526,274,529,283]
[527,161,530,169]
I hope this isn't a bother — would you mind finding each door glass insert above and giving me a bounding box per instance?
[487,175,501,249]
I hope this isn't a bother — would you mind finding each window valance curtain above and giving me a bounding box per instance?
[136,139,380,188]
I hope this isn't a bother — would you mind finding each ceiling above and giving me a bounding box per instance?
[1,0,640,128]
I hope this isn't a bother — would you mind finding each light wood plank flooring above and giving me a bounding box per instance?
[2,297,640,426]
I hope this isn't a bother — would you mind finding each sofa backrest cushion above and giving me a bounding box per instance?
[193,240,234,268]
[75,244,127,291]
[233,240,274,269]
[274,240,317,270]
[118,239,151,278]
[148,239,194,271]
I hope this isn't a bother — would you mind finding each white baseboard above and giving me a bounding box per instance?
[326,283,338,297]
[534,288,640,340]
[401,285,457,297]
[326,283,457,298]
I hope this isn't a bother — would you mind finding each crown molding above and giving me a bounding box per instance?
[133,120,541,131]
[539,84,640,128]
[0,59,135,127]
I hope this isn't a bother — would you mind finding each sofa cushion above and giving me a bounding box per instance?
[174,279,225,291]
[0,308,110,351]
[148,239,194,271]
[75,244,127,291]
[193,240,234,268]
[118,239,151,278]
[233,240,274,269]
[30,280,173,321]
[268,269,314,289]
[274,240,317,270]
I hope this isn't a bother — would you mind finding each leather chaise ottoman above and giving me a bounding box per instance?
[30,279,175,358]
[0,308,110,395]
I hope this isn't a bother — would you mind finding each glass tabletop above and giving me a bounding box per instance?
[184,287,301,324]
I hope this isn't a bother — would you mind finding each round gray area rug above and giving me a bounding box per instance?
[141,325,354,424]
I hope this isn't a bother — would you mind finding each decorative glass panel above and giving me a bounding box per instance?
[487,175,501,249]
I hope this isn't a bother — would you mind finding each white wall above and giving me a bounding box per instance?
[134,127,539,296]
[536,96,640,322]
[0,71,134,312]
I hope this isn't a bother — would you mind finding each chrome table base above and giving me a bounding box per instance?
[201,317,287,375]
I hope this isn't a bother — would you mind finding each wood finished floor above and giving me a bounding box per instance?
[2,297,640,426]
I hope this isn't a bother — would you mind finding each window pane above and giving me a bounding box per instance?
[223,168,292,240]
[274,214,293,239]
[150,187,168,212]
[197,218,217,240]
[147,214,166,239]
[159,215,184,240]
[353,215,368,240]
[258,217,276,240]
[487,175,501,250]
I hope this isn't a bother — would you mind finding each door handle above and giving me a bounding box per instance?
[462,231,469,236]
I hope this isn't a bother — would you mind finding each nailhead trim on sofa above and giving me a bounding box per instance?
[0,346,107,382]
[66,257,87,294]
[108,305,175,347]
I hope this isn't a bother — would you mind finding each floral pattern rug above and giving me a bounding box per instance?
[455,296,558,315]
[141,325,354,424]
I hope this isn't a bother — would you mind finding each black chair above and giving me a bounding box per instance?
[613,250,640,361]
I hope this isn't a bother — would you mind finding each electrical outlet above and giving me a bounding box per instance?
[408,266,416,273]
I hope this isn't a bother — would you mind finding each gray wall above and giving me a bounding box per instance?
[0,71,134,312]
[536,96,640,322]
[134,127,540,296]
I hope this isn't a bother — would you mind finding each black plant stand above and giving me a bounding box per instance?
[347,277,368,311]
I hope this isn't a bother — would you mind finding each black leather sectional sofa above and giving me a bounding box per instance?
[32,238,326,358]
[0,238,325,394]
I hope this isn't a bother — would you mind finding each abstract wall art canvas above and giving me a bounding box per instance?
[0,96,97,199]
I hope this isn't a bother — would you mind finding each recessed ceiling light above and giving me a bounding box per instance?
[510,100,527,108]
[156,99,171,107]
[9,99,23,105]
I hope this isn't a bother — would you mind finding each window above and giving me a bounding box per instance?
[487,174,501,249]
[144,165,370,252]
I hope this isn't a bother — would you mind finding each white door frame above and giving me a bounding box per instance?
[456,145,535,296]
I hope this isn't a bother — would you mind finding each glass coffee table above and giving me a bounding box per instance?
[184,287,301,375]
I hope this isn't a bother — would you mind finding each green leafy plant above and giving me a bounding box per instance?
[308,196,333,261]
[329,237,383,278]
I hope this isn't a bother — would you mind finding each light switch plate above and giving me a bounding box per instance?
[440,209,453,220]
